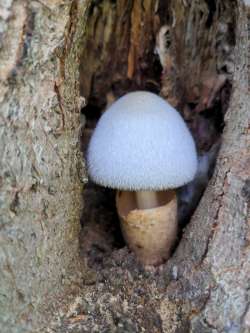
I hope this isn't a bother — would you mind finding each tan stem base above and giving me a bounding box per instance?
[116,190,177,266]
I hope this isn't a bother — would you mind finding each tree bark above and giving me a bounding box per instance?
[159,3,250,330]
[0,1,88,332]
[0,0,249,332]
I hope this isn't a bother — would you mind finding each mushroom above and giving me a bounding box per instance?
[87,91,198,265]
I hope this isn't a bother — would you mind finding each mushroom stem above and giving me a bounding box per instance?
[116,190,177,265]
[136,191,158,209]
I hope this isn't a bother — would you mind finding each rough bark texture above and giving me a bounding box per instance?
[0,1,88,332]
[159,4,250,330]
[0,0,249,332]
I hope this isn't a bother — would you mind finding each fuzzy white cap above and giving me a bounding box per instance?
[87,91,198,190]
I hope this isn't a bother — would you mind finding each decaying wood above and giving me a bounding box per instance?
[76,1,249,332]
[80,0,160,109]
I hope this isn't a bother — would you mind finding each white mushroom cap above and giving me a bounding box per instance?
[87,91,198,191]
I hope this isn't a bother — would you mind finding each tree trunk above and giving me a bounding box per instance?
[0,0,249,332]
[0,1,88,332]
[159,3,250,331]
